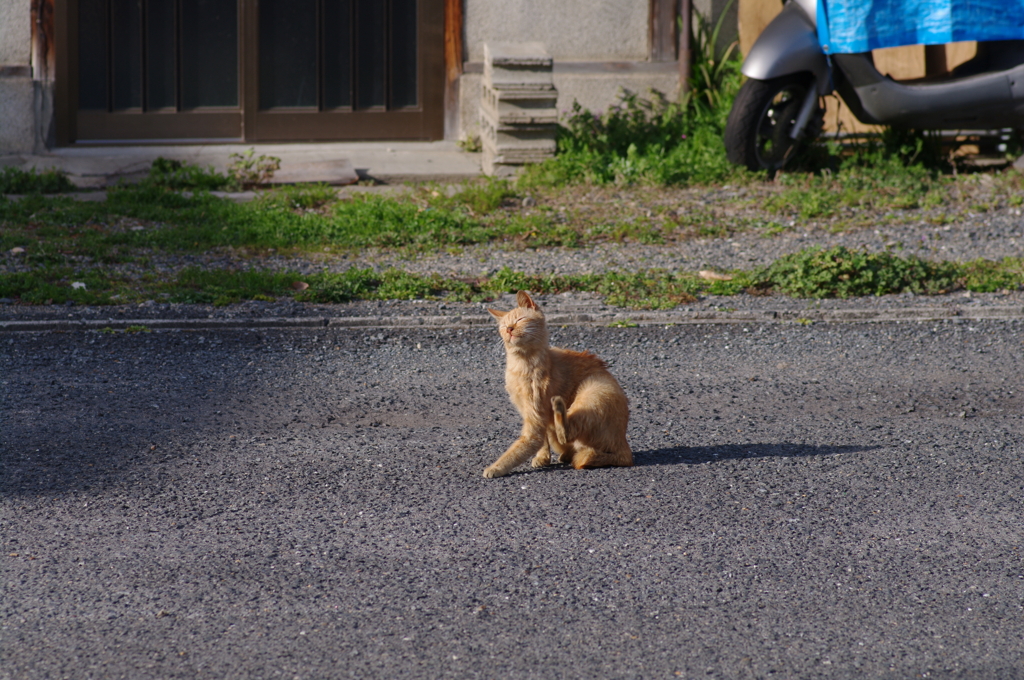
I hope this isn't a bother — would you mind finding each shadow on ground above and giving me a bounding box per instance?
[635,443,880,466]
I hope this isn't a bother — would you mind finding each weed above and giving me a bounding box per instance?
[0,166,76,194]
[4,254,1022,309]
[609,320,638,328]
[228,149,281,189]
[124,324,152,333]
[457,135,483,153]
[427,177,516,215]
[756,246,962,298]
[169,268,299,304]
[962,258,1024,293]
[684,0,739,111]
[519,85,743,188]
[144,158,228,191]
[255,183,340,213]
[769,149,945,218]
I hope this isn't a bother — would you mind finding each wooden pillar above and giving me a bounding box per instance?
[678,0,691,93]
[444,0,463,140]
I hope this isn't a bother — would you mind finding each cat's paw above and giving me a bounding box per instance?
[531,451,551,468]
[482,466,505,478]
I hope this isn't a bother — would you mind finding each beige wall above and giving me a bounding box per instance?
[464,0,651,63]
[0,0,34,154]
[0,0,29,65]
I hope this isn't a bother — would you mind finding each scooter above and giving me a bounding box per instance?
[724,0,1024,172]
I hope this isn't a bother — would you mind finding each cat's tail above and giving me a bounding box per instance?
[551,396,568,445]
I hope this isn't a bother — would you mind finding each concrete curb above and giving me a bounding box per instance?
[2,305,1022,333]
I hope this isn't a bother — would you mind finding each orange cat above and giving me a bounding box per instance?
[483,291,633,478]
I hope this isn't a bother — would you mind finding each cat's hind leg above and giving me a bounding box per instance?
[546,430,573,464]
[570,443,633,469]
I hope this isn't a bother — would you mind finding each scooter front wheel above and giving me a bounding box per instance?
[725,74,820,174]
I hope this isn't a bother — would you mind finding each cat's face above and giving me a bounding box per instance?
[488,291,548,352]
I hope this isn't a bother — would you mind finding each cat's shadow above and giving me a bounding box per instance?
[633,442,879,466]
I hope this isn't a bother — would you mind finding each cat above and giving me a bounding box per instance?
[483,290,633,478]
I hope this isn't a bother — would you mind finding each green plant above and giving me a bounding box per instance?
[228,149,282,189]
[768,148,946,218]
[255,183,339,212]
[457,135,482,153]
[0,166,76,194]
[962,258,1024,293]
[169,268,299,304]
[427,177,516,215]
[684,0,740,111]
[519,87,742,188]
[145,158,229,191]
[756,246,962,298]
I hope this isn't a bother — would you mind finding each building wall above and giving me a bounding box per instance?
[0,0,29,64]
[6,0,740,150]
[458,0,699,142]
[0,0,35,155]
[464,0,650,62]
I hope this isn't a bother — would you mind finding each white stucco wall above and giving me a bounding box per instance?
[0,78,36,153]
[0,0,34,154]
[0,0,29,64]
[465,0,651,62]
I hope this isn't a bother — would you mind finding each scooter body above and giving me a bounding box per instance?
[725,0,1024,171]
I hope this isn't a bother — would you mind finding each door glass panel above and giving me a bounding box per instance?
[110,0,142,110]
[181,0,239,108]
[322,0,352,109]
[355,0,385,109]
[390,0,416,108]
[78,0,108,110]
[259,0,317,108]
[145,0,175,109]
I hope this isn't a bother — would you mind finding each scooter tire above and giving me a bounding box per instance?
[725,73,819,174]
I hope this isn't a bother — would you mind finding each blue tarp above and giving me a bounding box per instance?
[817,0,1024,54]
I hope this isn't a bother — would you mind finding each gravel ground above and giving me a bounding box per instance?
[4,206,1021,278]
[341,208,1024,277]
[2,288,1024,326]
[3,181,1023,281]
[3,319,1023,678]
[2,190,1023,324]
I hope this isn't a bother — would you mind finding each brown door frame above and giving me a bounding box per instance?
[55,0,444,144]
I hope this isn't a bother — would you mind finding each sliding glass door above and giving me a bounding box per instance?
[61,0,443,142]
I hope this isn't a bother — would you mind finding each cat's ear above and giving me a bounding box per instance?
[516,290,537,310]
[487,308,506,319]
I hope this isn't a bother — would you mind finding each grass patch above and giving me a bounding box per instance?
[0,167,76,194]
[756,246,964,298]
[8,248,1017,309]
[766,145,947,218]
[143,158,229,191]
[519,91,745,188]
[168,268,308,305]
[0,268,131,305]
[423,177,517,215]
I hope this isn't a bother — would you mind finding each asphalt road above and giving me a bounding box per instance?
[2,318,1023,679]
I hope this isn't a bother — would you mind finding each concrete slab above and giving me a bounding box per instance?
[1,141,482,188]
